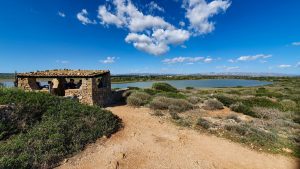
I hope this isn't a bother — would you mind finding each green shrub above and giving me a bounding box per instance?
[214,94,236,107]
[226,114,242,123]
[152,110,164,116]
[203,99,224,110]
[280,99,297,111]
[155,92,186,99]
[170,112,180,120]
[149,96,170,110]
[251,107,281,119]
[225,124,278,147]
[0,89,121,169]
[142,88,159,95]
[187,96,201,104]
[196,118,214,129]
[229,102,256,117]
[152,82,177,93]
[126,91,151,107]
[149,96,193,113]
[186,86,194,90]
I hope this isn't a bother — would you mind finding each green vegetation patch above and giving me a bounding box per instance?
[0,89,121,169]
[152,82,177,93]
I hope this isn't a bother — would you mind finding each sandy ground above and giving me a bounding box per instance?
[57,105,299,169]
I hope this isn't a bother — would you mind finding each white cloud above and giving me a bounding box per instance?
[184,0,231,35]
[58,11,66,18]
[203,57,213,63]
[162,56,213,64]
[237,54,272,61]
[292,42,300,46]
[217,66,239,71]
[98,0,171,32]
[147,1,165,13]
[77,9,96,25]
[229,54,272,62]
[278,64,292,68]
[97,0,229,55]
[98,0,190,55]
[296,62,300,67]
[56,60,69,64]
[100,57,116,64]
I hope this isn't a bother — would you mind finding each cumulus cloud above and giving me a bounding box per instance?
[292,42,300,46]
[162,56,213,64]
[278,64,292,68]
[100,57,116,64]
[147,1,165,13]
[77,9,96,25]
[96,0,229,55]
[183,0,231,35]
[58,11,66,18]
[98,0,190,55]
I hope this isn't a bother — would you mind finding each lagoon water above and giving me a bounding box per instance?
[1,79,271,89]
[111,79,271,89]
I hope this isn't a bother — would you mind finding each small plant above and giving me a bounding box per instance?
[226,114,242,123]
[196,118,214,129]
[187,96,201,104]
[229,102,256,117]
[170,112,180,120]
[126,91,151,107]
[152,110,164,116]
[214,94,236,107]
[149,96,193,113]
[152,82,177,93]
[203,99,224,110]
[186,86,194,90]
[280,99,297,111]
[251,107,281,120]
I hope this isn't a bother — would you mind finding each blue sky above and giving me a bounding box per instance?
[0,0,300,74]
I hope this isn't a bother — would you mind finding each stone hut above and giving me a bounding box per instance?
[17,69,112,106]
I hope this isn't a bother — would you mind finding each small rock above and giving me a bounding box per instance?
[282,148,293,153]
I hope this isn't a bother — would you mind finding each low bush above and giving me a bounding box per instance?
[196,118,214,129]
[186,86,194,90]
[229,102,257,117]
[203,99,224,110]
[226,114,242,123]
[214,94,236,107]
[152,110,164,116]
[187,96,201,104]
[225,124,278,147]
[251,107,281,120]
[155,91,186,99]
[0,89,121,169]
[126,91,151,107]
[149,96,170,110]
[149,96,193,113]
[152,82,177,93]
[280,99,297,112]
[170,112,180,120]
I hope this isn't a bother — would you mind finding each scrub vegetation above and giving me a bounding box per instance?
[125,77,300,158]
[0,89,122,169]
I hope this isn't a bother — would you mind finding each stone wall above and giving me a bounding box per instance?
[18,78,40,91]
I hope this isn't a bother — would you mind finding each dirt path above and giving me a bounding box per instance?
[58,105,299,169]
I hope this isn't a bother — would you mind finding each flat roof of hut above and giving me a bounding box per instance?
[17,69,110,78]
